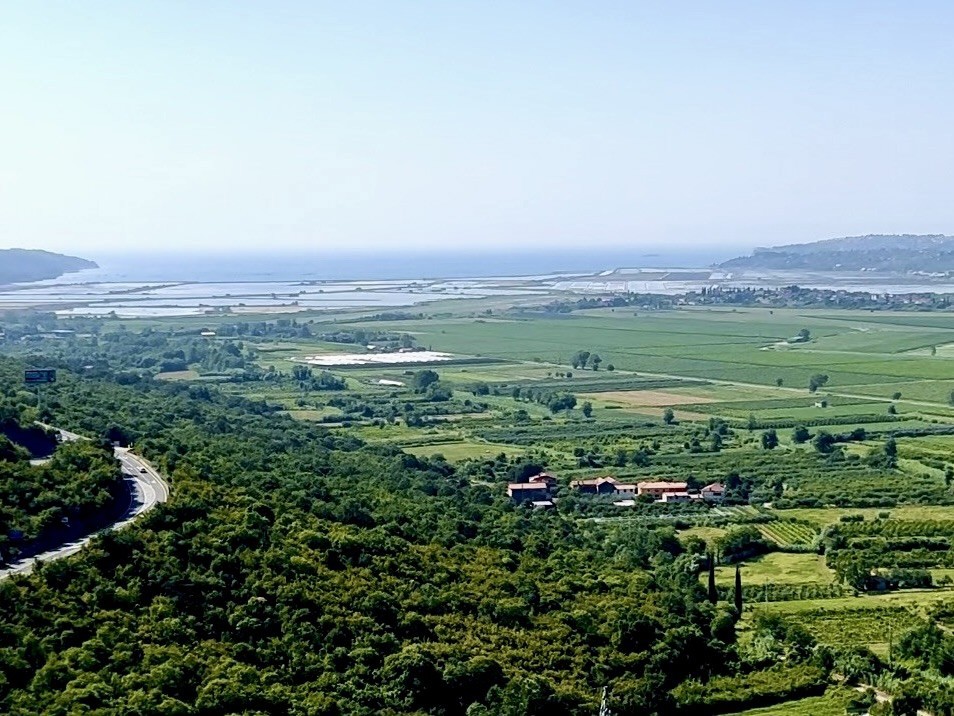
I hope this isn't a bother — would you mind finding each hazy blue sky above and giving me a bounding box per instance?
[2,2,953,255]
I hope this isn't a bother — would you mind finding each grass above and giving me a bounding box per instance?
[330,309,954,397]
[744,590,954,656]
[678,525,728,546]
[775,505,954,529]
[154,369,199,381]
[712,553,833,587]
[723,688,858,716]
[403,441,525,461]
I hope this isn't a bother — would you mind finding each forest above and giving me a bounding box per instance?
[0,352,857,715]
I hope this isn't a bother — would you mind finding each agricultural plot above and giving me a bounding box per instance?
[336,309,954,399]
[713,553,833,587]
[710,505,766,520]
[724,689,859,716]
[784,468,948,507]
[583,390,717,407]
[777,505,954,528]
[751,601,926,655]
[403,441,526,462]
[756,521,818,547]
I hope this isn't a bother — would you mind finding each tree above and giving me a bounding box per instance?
[884,437,898,468]
[760,429,778,450]
[547,393,576,413]
[662,408,675,425]
[812,430,836,454]
[734,565,743,614]
[808,374,829,392]
[707,555,718,604]
[606,364,615,371]
[581,401,593,418]
[892,392,902,400]
[792,425,810,443]
[887,404,897,415]
[571,351,590,369]
[589,354,602,371]
[797,328,811,341]
[412,369,440,392]
[775,377,783,387]
[292,364,313,382]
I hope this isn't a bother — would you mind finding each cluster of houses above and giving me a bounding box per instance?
[507,472,724,508]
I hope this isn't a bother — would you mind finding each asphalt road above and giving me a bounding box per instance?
[0,426,170,580]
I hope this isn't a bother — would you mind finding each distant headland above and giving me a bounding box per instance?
[0,249,97,285]
[721,234,954,273]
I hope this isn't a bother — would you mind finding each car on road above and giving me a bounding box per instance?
[139,467,147,473]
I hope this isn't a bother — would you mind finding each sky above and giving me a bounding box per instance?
[2,1,954,256]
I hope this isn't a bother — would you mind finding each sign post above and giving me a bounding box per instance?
[24,369,56,385]
[24,369,56,415]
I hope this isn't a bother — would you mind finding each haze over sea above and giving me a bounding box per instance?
[54,248,741,284]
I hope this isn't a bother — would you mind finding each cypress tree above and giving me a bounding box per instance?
[707,553,718,604]
[734,565,743,613]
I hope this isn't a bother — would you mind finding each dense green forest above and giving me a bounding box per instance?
[0,355,836,715]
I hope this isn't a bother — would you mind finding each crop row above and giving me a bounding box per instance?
[736,414,906,430]
[831,520,954,539]
[757,522,817,547]
[785,606,924,648]
[720,583,850,603]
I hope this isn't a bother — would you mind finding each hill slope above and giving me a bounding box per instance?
[0,249,97,284]
[721,234,954,272]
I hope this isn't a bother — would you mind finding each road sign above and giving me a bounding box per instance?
[24,369,56,384]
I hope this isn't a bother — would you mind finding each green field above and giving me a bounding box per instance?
[725,688,858,716]
[713,553,833,587]
[403,440,526,461]
[748,597,937,655]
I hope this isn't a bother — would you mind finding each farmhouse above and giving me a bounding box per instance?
[507,482,552,503]
[527,472,558,488]
[660,491,695,504]
[570,476,636,495]
[637,481,689,498]
[701,482,725,502]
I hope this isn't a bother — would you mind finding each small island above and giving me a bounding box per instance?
[0,249,97,285]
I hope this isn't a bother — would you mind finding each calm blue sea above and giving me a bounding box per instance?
[62,247,742,283]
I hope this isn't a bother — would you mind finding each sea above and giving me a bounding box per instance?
[39,247,741,284]
[14,246,954,318]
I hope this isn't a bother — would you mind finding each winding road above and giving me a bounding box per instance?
[0,426,170,580]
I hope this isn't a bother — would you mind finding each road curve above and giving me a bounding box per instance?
[0,427,170,580]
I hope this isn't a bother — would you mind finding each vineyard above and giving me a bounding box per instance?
[722,583,850,603]
[765,605,924,651]
[757,521,818,548]
[828,519,954,539]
